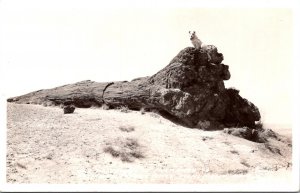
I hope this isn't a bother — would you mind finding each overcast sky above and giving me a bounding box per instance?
[0,0,298,126]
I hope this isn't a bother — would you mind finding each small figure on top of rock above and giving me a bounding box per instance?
[189,31,212,62]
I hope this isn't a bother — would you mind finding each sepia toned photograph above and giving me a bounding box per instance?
[0,0,299,192]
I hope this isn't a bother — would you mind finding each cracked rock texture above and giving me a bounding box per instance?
[7,46,260,129]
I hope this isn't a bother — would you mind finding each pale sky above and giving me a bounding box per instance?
[0,0,297,126]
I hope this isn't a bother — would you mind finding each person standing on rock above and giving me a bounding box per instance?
[189,31,212,62]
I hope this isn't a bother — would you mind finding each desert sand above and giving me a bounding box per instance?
[6,103,292,185]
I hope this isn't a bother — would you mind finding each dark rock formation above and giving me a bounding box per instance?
[63,105,75,114]
[224,127,260,142]
[7,45,261,129]
[223,127,286,143]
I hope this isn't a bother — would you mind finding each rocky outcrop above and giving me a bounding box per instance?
[7,45,261,129]
[63,105,75,114]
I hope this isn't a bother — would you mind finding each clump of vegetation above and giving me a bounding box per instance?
[202,136,214,141]
[42,101,55,107]
[101,103,110,110]
[264,143,282,155]
[16,162,27,169]
[223,121,282,144]
[103,146,121,157]
[140,107,146,115]
[149,109,161,118]
[223,127,260,142]
[117,106,130,113]
[197,120,211,130]
[240,159,250,167]
[226,169,248,175]
[103,137,144,162]
[230,150,239,155]
[119,125,135,132]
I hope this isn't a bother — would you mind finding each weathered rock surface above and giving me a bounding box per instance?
[7,46,261,129]
[63,105,75,114]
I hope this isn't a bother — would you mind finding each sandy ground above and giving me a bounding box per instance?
[6,103,293,184]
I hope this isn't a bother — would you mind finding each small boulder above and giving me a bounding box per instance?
[63,105,75,114]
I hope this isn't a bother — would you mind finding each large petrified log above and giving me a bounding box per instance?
[7,45,260,129]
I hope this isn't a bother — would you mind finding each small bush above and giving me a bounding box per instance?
[16,163,27,169]
[264,143,282,155]
[43,101,54,107]
[103,146,120,157]
[227,169,248,175]
[223,127,260,142]
[117,106,130,113]
[119,125,135,132]
[101,103,110,110]
[202,136,213,141]
[140,107,146,115]
[149,109,160,118]
[230,150,239,155]
[103,138,144,162]
[197,120,211,130]
[240,160,250,167]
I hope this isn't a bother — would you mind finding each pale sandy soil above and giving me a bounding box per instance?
[6,103,292,184]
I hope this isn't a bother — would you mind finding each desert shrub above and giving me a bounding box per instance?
[149,109,161,118]
[43,101,55,107]
[223,126,282,143]
[260,129,277,139]
[224,127,260,142]
[240,160,250,167]
[230,150,239,155]
[103,146,120,157]
[202,136,213,141]
[264,143,282,155]
[16,162,27,169]
[119,125,135,132]
[103,138,144,162]
[197,120,211,130]
[149,113,160,118]
[101,103,110,110]
[227,169,248,175]
[140,107,146,115]
[117,106,130,113]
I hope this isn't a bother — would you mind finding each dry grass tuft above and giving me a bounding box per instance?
[264,143,282,155]
[149,109,161,118]
[117,106,130,113]
[230,150,239,155]
[103,137,145,162]
[119,125,135,132]
[140,107,146,115]
[226,169,248,175]
[240,160,250,167]
[103,146,120,157]
[16,163,27,169]
[101,104,110,110]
